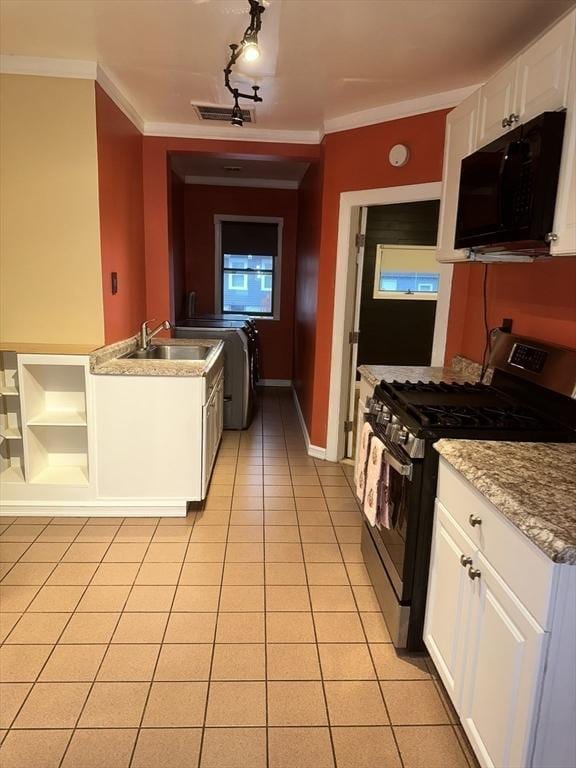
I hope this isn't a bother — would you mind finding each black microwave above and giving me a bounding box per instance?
[454,111,566,253]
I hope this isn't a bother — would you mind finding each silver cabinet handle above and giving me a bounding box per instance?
[460,555,473,568]
[508,112,520,124]
[469,514,482,527]
[501,116,510,128]
[468,567,481,580]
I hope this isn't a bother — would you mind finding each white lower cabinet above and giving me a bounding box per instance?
[425,459,576,768]
[202,369,224,497]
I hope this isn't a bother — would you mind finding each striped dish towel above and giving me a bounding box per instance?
[363,435,386,527]
[355,421,374,504]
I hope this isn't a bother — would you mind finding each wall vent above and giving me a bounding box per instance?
[193,105,254,123]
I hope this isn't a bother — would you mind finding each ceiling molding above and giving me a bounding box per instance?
[96,64,145,133]
[185,175,300,189]
[0,54,96,79]
[323,84,481,135]
[143,120,321,145]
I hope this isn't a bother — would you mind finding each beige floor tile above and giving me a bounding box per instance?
[165,612,217,643]
[61,728,137,768]
[219,585,264,612]
[352,585,380,611]
[98,644,160,681]
[265,562,307,585]
[0,584,40,612]
[203,497,232,511]
[264,498,296,512]
[14,682,90,728]
[186,543,226,562]
[381,680,451,725]
[264,526,300,543]
[144,543,187,562]
[229,509,264,525]
[154,643,212,681]
[318,643,376,680]
[227,526,263,543]
[101,543,148,562]
[46,563,98,586]
[136,562,182,585]
[0,611,20,642]
[0,543,30,562]
[79,682,149,727]
[76,585,131,612]
[309,585,356,612]
[297,510,332,526]
[370,644,430,680]
[0,524,46,542]
[180,562,223,585]
[36,525,82,543]
[268,727,334,768]
[313,612,365,643]
[0,562,55,585]
[335,526,361,544]
[339,544,364,564]
[172,585,219,612]
[267,681,327,726]
[143,681,208,727]
[124,584,176,612]
[319,476,349,486]
[331,726,401,768]
[215,612,264,643]
[113,525,155,543]
[303,543,343,563]
[267,643,320,680]
[59,613,119,644]
[205,681,266,726]
[27,585,85,613]
[296,499,328,513]
[89,563,139,586]
[222,562,263,585]
[263,486,294,498]
[266,585,310,612]
[265,543,303,563]
[189,525,228,543]
[345,562,370,584]
[112,612,168,644]
[39,644,106,682]
[132,728,202,768]
[394,725,469,768]
[266,612,316,643]
[233,486,264,498]
[75,524,120,543]
[325,681,388,725]
[232,498,264,511]
[0,682,32,728]
[151,526,192,543]
[195,509,231,526]
[225,542,264,562]
[0,728,71,768]
[264,510,298,525]
[299,526,337,543]
[306,562,348,585]
[201,727,266,768]
[61,543,109,562]
[361,612,391,643]
[293,486,324,498]
[211,643,265,680]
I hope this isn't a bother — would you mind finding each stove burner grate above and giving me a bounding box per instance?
[413,404,544,429]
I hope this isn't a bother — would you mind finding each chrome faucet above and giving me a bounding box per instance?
[139,319,172,350]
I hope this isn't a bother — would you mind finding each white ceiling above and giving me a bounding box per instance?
[1,0,574,136]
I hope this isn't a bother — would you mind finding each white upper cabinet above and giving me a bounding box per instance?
[477,59,520,146]
[551,40,576,255]
[436,90,480,263]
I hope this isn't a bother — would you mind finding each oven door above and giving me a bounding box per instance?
[363,426,422,603]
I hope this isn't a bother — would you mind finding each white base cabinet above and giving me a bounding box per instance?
[425,459,576,768]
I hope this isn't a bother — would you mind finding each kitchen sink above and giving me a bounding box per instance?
[122,345,210,361]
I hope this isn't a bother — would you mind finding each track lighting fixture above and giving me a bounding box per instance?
[224,0,265,126]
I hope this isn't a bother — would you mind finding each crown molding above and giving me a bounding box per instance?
[323,83,481,135]
[0,54,96,79]
[185,175,301,189]
[143,120,321,145]
[96,64,145,133]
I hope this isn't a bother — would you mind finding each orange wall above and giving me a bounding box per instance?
[95,84,146,343]
[307,110,449,445]
[181,184,299,380]
[445,259,576,364]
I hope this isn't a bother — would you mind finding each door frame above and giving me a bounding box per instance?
[325,182,451,462]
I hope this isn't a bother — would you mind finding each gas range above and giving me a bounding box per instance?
[360,331,576,651]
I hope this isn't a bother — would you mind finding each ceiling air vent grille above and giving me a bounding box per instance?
[194,105,254,123]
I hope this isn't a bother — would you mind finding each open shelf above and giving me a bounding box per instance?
[0,426,22,440]
[27,411,87,427]
[0,387,19,397]
[0,438,25,484]
[30,465,88,486]
[0,393,22,441]
[21,363,87,427]
[0,352,19,395]
[27,424,89,486]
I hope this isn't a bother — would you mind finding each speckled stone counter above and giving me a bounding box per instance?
[435,440,576,564]
[90,336,224,377]
[357,363,476,389]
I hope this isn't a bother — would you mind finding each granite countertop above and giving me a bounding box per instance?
[435,440,576,564]
[358,361,478,389]
[90,336,224,377]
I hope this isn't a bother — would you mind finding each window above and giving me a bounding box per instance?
[216,218,282,318]
[373,245,439,300]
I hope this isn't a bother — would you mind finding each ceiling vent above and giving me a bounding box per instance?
[193,105,254,123]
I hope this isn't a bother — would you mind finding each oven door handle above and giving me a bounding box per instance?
[384,449,413,481]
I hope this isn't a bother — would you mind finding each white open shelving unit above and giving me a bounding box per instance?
[0,352,25,484]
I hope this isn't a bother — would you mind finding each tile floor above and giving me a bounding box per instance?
[0,389,478,768]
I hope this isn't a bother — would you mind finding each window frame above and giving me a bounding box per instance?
[214,215,283,320]
[372,244,439,301]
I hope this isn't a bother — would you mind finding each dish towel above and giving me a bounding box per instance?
[363,435,386,527]
[355,421,374,504]
[377,460,391,530]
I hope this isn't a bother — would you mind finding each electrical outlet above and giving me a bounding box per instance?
[501,318,513,333]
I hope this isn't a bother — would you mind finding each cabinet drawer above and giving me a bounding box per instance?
[437,459,556,628]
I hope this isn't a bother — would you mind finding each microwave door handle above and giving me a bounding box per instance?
[498,133,524,230]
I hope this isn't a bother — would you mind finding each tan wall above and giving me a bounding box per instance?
[0,74,104,346]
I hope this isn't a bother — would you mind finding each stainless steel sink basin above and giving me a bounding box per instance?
[122,345,210,361]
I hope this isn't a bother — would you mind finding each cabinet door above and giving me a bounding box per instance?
[202,394,215,498]
[477,59,520,146]
[424,501,476,709]
[516,10,575,124]
[436,90,480,263]
[551,39,576,256]
[460,552,547,768]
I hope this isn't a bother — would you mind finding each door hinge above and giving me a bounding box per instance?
[349,330,360,344]
[355,233,366,249]
[344,420,354,433]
